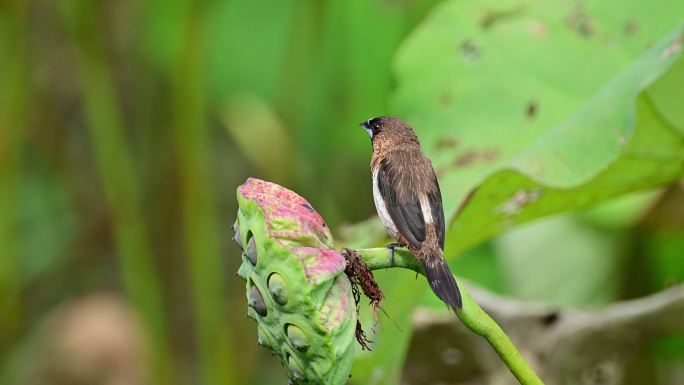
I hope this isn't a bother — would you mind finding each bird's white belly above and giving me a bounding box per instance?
[372,169,399,240]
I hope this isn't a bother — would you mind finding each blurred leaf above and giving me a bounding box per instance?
[579,190,659,229]
[139,0,193,75]
[337,217,390,249]
[640,184,684,360]
[352,269,425,385]
[445,29,684,257]
[448,242,505,294]
[641,183,684,289]
[419,242,505,309]
[496,215,621,307]
[647,49,684,135]
[647,232,684,286]
[222,94,294,182]
[202,0,297,101]
[391,0,684,256]
[21,166,77,283]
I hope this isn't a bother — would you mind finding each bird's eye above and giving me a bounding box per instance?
[372,122,382,132]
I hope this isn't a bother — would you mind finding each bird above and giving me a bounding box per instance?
[360,116,462,310]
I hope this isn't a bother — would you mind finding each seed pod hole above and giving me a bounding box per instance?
[287,354,306,380]
[285,324,310,352]
[245,232,257,265]
[268,273,288,305]
[248,284,267,316]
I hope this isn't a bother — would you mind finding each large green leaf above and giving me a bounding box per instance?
[446,40,684,257]
[351,0,684,383]
[496,214,621,307]
[391,1,684,257]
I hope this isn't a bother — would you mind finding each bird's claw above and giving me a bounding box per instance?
[385,242,400,267]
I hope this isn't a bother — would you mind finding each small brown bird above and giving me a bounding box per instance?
[361,116,462,310]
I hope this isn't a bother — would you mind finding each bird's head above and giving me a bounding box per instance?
[359,116,419,150]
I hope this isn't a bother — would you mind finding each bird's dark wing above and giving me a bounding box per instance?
[377,155,426,249]
[428,170,445,250]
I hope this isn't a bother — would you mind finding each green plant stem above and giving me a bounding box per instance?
[172,14,237,385]
[0,2,27,351]
[356,247,545,385]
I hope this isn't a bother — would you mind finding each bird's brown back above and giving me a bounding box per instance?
[372,148,436,202]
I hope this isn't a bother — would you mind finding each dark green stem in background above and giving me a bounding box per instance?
[356,248,545,385]
[173,15,238,385]
[59,2,172,382]
[0,2,27,351]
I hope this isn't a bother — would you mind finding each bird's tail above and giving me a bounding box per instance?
[420,251,462,310]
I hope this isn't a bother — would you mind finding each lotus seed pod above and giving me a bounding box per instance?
[234,178,356,385]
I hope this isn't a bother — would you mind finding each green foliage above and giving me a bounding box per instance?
[352,0,684,381]
[497,215,621,306]
[446,32,684,257]
[1,1,445,384]
[3,0,684,384]
[0,3,27,344]
[392,0,683,256]
[58,2,175,381]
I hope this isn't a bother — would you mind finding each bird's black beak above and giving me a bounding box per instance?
[360,119,373,139]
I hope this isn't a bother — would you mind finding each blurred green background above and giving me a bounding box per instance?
[0,0,683,384]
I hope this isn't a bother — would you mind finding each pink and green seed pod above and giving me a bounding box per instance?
[234,178,356,385]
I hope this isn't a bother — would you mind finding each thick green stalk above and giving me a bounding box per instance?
[356,247,545,385]
[0,2,27,351]
[172,14,237,385]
